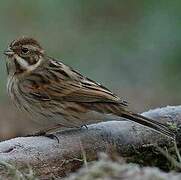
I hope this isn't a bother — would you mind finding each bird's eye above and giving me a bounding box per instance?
[21,47,29,54]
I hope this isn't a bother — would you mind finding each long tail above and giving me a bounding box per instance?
[121,111,175,140]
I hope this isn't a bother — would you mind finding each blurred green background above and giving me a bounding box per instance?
[0,0,180,139]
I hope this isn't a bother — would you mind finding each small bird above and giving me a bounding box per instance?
[4,37,175,139]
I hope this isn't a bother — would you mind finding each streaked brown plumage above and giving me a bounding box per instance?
[4,37,175,139]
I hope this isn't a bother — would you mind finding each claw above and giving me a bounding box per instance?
[25,132,59,143]
[44,134,59,143]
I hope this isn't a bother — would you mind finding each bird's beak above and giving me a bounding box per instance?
[4,48,14,56]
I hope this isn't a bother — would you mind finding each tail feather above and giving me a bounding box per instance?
[121,111,175,140]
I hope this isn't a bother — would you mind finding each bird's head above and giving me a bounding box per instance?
[4,37,45,76]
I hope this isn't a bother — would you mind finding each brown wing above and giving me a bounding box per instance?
[22,59,128,107]
[45,59,128,106]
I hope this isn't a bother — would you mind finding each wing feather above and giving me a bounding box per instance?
[47,60,128,106]
[22,59,128,107]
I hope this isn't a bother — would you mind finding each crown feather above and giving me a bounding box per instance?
[11,37,42,49]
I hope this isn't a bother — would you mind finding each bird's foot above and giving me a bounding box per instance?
[25,131,59,143]
[44,134,59,143]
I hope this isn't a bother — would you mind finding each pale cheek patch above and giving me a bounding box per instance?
[14,54,29,69]
[14,54,43,73]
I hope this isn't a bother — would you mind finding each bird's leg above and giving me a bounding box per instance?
[25,124,65,142]
[44,134,60,143]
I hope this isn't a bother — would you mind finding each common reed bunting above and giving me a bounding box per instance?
[4,37,175,139]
